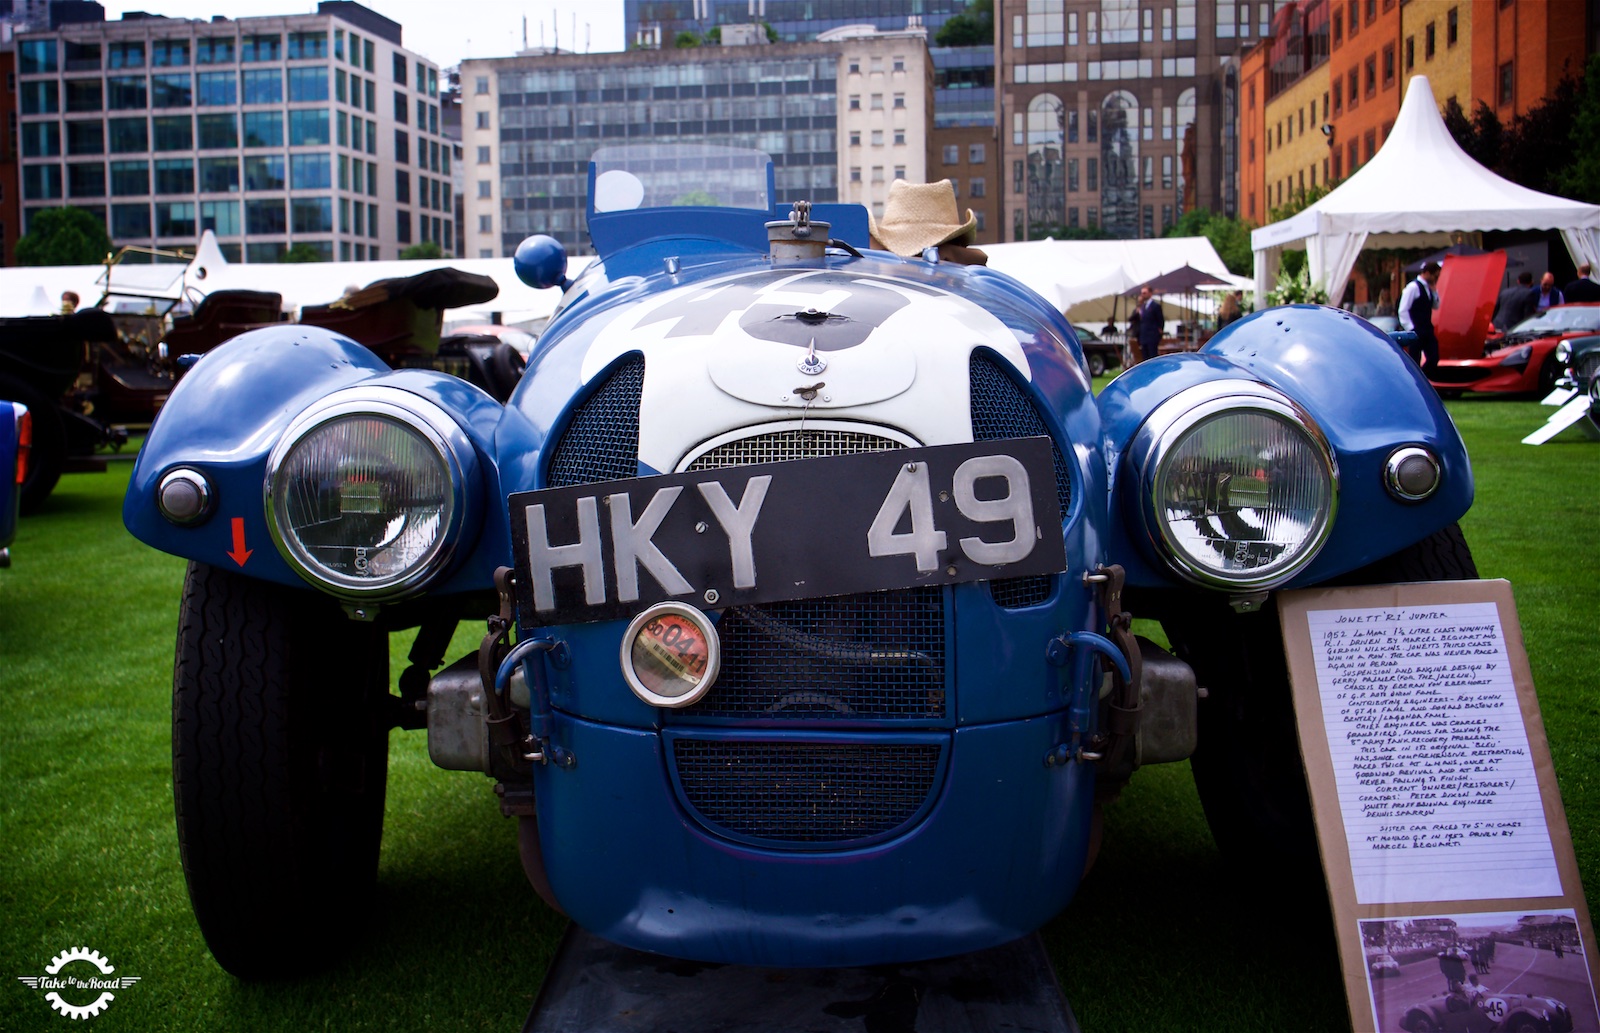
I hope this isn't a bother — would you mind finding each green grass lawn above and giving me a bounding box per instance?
[1,396,1594,1032]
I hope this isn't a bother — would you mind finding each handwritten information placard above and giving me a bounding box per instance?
[1307,600,1560,903]
[1279,580,1599,1033]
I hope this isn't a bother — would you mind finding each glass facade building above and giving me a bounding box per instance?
[623,0,974,46]
[15,2,452,262]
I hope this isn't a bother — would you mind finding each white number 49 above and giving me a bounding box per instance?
[867,455,1038,572]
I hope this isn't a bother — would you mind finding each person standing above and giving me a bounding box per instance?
[1534,272,1564,312]
[1563,263,1600,303]
[1493,272,1536,332]
[1134,285,1164,364]
[1217,291,1243,330]
[1397,261,1441,368]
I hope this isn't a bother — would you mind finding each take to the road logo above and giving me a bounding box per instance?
[16,947,141,1020]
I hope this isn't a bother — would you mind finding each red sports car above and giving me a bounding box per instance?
[1430,303,1600,396]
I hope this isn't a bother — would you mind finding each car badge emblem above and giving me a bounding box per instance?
[797,338,828,376]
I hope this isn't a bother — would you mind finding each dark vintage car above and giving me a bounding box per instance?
[1399,989,1574,1032]
[0,401,26,565]
[1370,952,1401,977]
[1432,303,1600,396]
[1554,334,1600,399]
[1070,323,1125,377]
[123,145,1479,978]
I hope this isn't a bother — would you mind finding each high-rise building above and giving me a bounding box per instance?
[929,44,1000,242]
[998,0,1278,241]
[827,25,935,229]
[623,0,974,47]
[1,49,18,264]
[13,1,452,263]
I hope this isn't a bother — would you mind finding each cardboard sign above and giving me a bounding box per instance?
[1280,580,1600,1033]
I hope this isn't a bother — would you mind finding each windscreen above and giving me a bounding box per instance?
[590,144,771,214]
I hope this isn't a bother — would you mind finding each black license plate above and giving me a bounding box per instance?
[509,437,1066,626]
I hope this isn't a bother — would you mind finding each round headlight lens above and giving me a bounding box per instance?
[267,390,467,599]
[1554,340,1572,363]
[620,602,721,708]
[1142,385,1337,589]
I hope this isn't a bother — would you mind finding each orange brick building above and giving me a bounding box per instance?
[1471,0,1587,122]
[1239,31,1270,224]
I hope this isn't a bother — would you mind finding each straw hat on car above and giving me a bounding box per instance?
[868,179,978,256]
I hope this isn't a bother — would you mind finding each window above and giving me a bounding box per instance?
[156,202,195,238]
[1333,80,1343,114]
[477,179,491,199]
[109,41,145,69]
[477,146,490,164]
[197,113,237,149]
[242,69,283,104]
[428,104,437,135]
[1382,44,1395,87]
[1364,56,1376,97]
[67,121,104,155]
[242,111,283,148]
[154,158,193,194]
[368,162,378,198]
[108,118,148,153]
[396,210,410,244]
[21,121,60,157]
[291,196,332,233]
[848,59,860,74]
[850,167,861,182]
[395,170,410,203]
[67,162,105,198]
[65,79,102,113]
[244,155,285,191]
[347,32,361,64]
[110,160,149,196]
[111,203,149,238]
[893,93,905,109]
[153,116,193,151]
[289,32,327,60]
[871,94,884,110]
[871,129,883,146]
[393,53,406,83]
[1405,37,1414,71]
[390,129,407,164]
[289,67,328,103]
[1447,7,1458,45]
[153,39,189,67]
[108,76,148,110]
[1349,0,1359,35]
[199,157,238,192]
[1068,158,1080,192]
[1499,62,1514,106]
[1087,157,1098,191]
[366,120,377,154]
[291,153,330,189]
[943,144,959,164]
[870,56,883,74]
[395,91,410,124]
[197,71,236,106]
[893,57,905,73]
[417,98,426,127]
[1363,129,1376,161]
[21,80,58,115]
[201,200,239,235]
[429,140,440,172]
[364,79,375,113]
[476,111,490,130]
[894,165,906,180]
[197,37,235,64]
[246,199,285,235]
[968,143,985,163]
[153,73,192,107]
[288,109,328,146]
[894,129,905,146]
[475,75,489,95]
[849,95,860,110]
[241,35,281,63]
[872,167,885,184]
[1348,68,1359,108]
[19,39,58,75]
[1333,11,1342,45]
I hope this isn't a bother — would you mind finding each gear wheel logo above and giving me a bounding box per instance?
[17,946,140,1020]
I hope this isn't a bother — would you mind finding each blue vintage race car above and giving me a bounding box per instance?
[123,146,1476,977]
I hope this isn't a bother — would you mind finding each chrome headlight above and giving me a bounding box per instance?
[1554,340,1572,364]
[266,387,474,600]
[1133,381,1338,590]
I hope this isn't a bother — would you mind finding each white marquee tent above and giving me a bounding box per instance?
[982,235,1240,318]
[1250,75,1600,308]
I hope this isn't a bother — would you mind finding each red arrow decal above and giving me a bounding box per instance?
[228,517,253,567]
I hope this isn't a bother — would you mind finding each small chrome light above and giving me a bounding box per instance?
[157,468,213,525]
[620,601,721,709]
[1134,381,1338,590]
[1555,340,1572,364]
[1384,446,1441,502]
[265,386,473,600]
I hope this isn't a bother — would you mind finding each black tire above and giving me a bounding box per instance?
[1537,353,1562,396]
[0,372,66,515]
[1087,351,1107,377]
[173,562,390,978]
[1155,523,1478,878]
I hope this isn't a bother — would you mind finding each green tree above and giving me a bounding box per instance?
[1029,221,1113,240]
[15,207,113,267]
[674,30,702,47]
[1442,97,1504,173]
[1558,54,1600,202]
[399,241,446,259]
[1164,209,1254,276]
[280,242,325,263]
[935,0,994,46]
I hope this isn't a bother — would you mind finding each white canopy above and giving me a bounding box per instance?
[983,235,1237,314]
[1250,75,1600,308]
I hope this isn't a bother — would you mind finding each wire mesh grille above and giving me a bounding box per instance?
[685,427,906,470]
[969,353,1070,609]
[546,356,645,487]
[672,739,943,844]
[1576,353,1600,385]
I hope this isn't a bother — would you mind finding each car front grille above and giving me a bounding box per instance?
[546,355,645,487]
[671,738,944,846]
[1575,352,1600,385]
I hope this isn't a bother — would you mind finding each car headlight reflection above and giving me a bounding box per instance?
[266,387,473,600]
[1136,382,1338,590]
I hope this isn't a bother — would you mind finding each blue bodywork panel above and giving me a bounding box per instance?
[0,402,23,554]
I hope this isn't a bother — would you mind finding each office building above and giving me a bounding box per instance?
[623,0,974,47]
[929,43,999,243]
[827,25,935,228]
[14,1,452,262]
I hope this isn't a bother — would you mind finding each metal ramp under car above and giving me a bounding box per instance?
[524,925,1080,1033]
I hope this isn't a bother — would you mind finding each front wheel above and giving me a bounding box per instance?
[172,562,390,978]
[1154,524,1478,878]
[1087,351,1107,377]
[0,372,65,515]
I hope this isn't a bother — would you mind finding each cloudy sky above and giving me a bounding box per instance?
[99,0,628,68]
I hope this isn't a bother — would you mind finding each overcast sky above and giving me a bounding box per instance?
[99,0,627,69]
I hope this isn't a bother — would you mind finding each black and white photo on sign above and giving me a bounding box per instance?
[1359,910,1598,1033]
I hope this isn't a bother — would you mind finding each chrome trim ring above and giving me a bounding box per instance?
[157,467,213,525]
[1383,445,1442,502]
[620,602,722,709]
[264,386,473,601]
[1134,379,1340,591]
